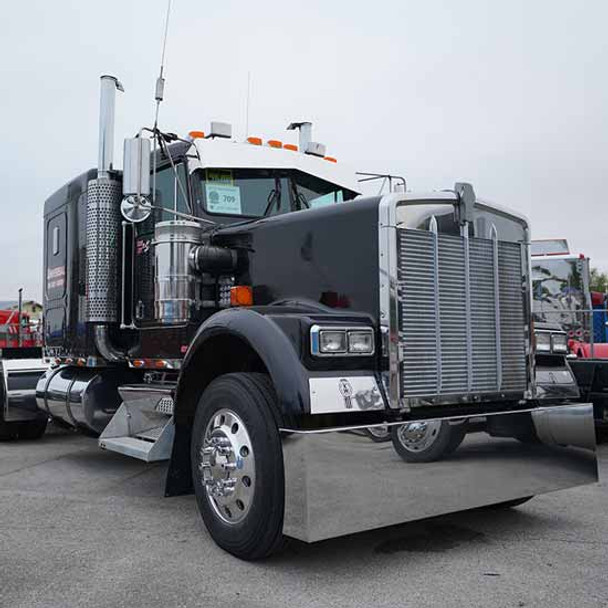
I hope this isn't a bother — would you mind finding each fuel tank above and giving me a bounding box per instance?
[36,367,137,434]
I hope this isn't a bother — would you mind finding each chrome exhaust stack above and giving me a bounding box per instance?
[87,75,129,361]
[98,75,124,179]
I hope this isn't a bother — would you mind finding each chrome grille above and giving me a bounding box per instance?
[397,228,527,400]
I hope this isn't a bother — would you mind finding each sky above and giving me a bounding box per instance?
[0,0,606,300]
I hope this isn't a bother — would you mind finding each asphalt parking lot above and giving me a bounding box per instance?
[1,423,607,608]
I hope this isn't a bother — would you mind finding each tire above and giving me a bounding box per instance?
[444,421,468,454]
[364,425,392,443]
[0,417,48,441]
[191,373,285,560]
[484,496,534,510]
[391,420,467,463]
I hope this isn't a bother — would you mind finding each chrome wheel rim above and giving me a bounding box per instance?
[367,425,390,439]
[199,408,255,525]
[396,420,442,452]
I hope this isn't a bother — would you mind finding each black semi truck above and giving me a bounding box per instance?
[4,75,596,559]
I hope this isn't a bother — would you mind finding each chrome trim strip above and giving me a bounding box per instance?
[430,216,442,392]
[462,223,473,392]
[281,405,553,434]
[522,226,535,399]
[491,224,503,390]
[378,194,402,409]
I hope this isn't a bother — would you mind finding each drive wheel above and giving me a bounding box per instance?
[191,373,285,560]
[17,418,48,440]
[0,417,48,441]
[391,420,467,463]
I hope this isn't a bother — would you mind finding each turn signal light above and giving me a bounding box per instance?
[324,156,337,163]
[284,144,298,152]
[247,137,262,145]
[267,140,283,148]
[189,130,205,140]
[230,286,253,307]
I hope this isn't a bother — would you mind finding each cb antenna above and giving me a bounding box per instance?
[153,0,173,130]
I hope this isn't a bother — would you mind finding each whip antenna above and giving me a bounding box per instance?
[154,0,173,129]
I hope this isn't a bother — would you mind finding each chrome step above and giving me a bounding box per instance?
[118,383,175,414]
[135,425,165,442]
[99,431,174,462]
[98,397,174,462]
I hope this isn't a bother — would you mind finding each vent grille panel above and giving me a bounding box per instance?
[396,228,527,401]
[86,179,121,322]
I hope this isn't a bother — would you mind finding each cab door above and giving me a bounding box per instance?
[44,211,68,346]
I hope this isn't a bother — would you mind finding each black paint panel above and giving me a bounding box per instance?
[213,197,382,319]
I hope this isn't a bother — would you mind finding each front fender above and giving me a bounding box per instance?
[175,308,310,416]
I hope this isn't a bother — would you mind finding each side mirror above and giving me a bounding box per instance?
[121,137,152,223]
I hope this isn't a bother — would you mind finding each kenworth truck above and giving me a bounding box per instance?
[5,76,597,559]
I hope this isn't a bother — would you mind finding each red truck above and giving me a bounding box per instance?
[0,308,48,439]
[0,309,42,349]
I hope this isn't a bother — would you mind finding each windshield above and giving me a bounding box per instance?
[532,257,590,339]
[530,239,569,256]
[191,168,357,218]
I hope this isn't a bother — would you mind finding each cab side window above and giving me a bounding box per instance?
[153,163,189,222]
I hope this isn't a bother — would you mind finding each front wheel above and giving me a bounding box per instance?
[191,373,285,560]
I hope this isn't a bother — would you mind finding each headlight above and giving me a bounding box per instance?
[319,330,347,354]
[311,326,375,356]
[551,332,568,354]
[347,330,375,354]
[536,331,551,353]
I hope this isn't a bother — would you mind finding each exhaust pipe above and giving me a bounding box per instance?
[98,75,124,179]
[88,75,131,362]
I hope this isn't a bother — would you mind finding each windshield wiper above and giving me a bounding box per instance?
[290,180,310,211]
[263,177,282,216]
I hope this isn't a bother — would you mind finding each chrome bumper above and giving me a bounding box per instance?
[281,403,598,543]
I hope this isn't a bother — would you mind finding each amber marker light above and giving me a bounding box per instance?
[324,156,337,163]
[230,286,254,307]
[247,137,263,145]
[267,140,283,148]
[284,144,298,152]
[189,130,205,139]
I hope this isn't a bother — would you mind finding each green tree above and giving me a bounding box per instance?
[590,267,608,292]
